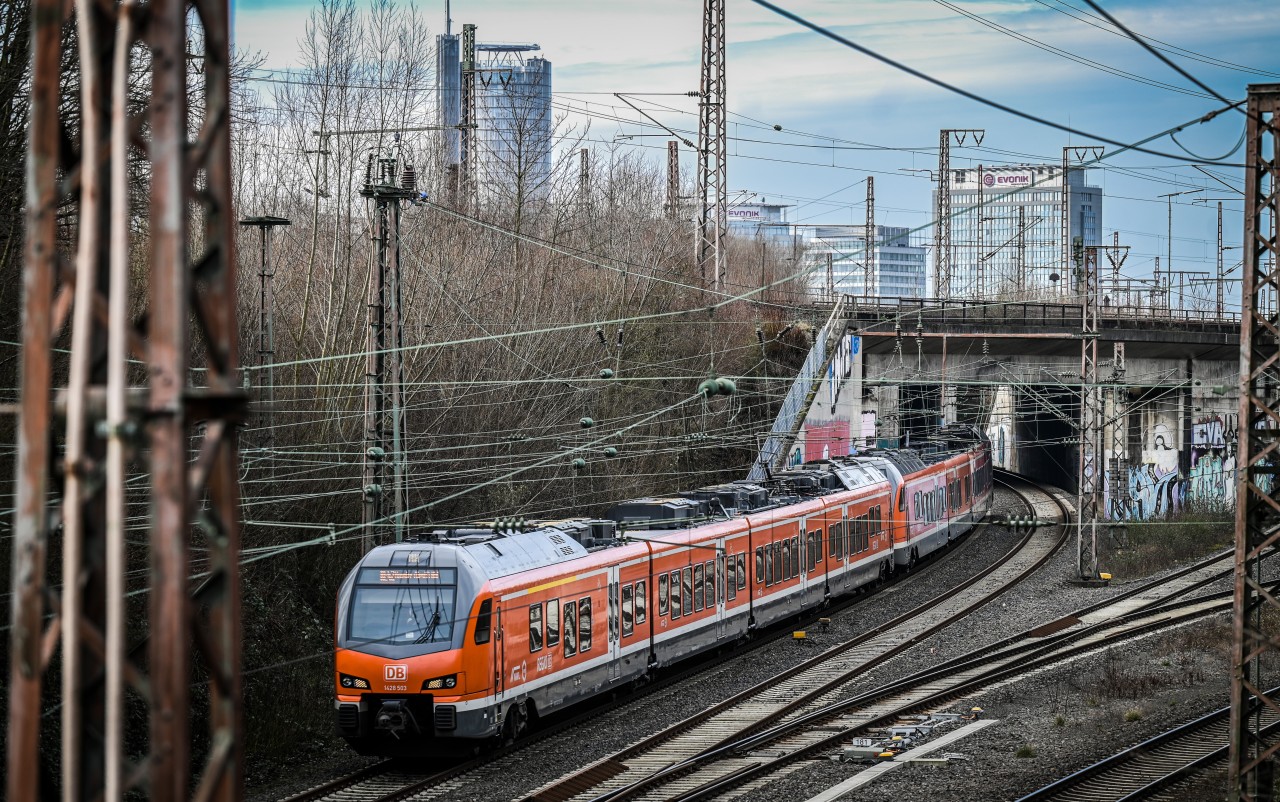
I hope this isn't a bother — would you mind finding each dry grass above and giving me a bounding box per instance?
[1102,504,1232,579]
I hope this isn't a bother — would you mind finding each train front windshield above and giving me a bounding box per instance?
[348,567,458,645]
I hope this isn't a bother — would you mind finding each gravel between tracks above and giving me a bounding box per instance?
[251,488,1235,802]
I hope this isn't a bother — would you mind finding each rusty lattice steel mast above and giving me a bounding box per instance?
[696,0,727,290]
[6,0,245,800]
[1230,82,1280,802]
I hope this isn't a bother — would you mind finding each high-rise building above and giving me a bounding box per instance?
[436,31,461,167]
[475,44,552,202]
[435,32,553,203]
[934,163,1103,299]
[800,225,928,299]
[727,201,792,243]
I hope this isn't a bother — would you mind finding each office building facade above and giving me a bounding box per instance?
[436,37,553,202]
[800,225,928,299]
[727,202,791,242]
[934,163,1102,299]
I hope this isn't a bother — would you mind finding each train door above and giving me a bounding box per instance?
[792,518,805,609]
[490,600,505,707]
[607,566,623,680]
[715,537,727,639]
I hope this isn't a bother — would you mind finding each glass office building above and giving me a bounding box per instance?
[800,225,927,299]
[935,163,1102,299]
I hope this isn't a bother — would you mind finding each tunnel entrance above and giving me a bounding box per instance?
[1015,385,1079,492]
[900,383,940,445]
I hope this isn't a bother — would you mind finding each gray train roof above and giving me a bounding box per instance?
[367,527,593,581]
[458,527,592,579]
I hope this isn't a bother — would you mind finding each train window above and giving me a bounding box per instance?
[579,597,592,652]
[773,543,783,584]
[529,604,543,653]
[806,533,815,572]
[833,523,843,560]
[791,536,800,575]
[547,599,560,647]
[764,545,774,586]
[782,540,791,581]
[693,564,704,612]
[727,558,737,601]
[682,567,693,616]
[474,599,493,645]
[755,547,765,584]
[706,560,717,608]
[636,581,646,624]
[671,570,682,618]
[737,554,747,590]
[914,491,921,520]
[815,530,823,563]
[874,505,882,534]
[621,585,634,637]
[898,487,905,512]
[563,601,577,657]
[658,574,669,616]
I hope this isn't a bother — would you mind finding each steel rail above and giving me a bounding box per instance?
[516,474,1067,802]
[1017,692,1280,802]
[277,476,1031,802]
[566,482,1253,802]
[648,585,1249,802]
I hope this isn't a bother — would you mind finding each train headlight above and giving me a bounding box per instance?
[422,674,458,691]
[339,672,370,690]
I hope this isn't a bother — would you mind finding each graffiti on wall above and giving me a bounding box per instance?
[1189,413,1237,507]
[1106,410,1243,520]
[1107,462,1184,520]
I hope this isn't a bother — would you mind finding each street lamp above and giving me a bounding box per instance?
[1156,188,1203,314]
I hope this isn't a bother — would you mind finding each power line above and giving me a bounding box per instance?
[748,0,1245,165]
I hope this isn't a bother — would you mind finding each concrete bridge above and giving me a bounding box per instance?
[771,297,1241,520]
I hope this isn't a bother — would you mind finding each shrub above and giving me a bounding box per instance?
[1015,744,1037,758]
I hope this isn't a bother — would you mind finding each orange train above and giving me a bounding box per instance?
[333,425,993,752]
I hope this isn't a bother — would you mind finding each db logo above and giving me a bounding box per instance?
[384,665,408,681]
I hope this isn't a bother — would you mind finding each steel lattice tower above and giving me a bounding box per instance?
[934,129,983,300]
[865,177,876,296]
[667,140,680,219]
[1230,82,1280,802]
[6,0,246,799]
[460,23,477,210]
[696,0,727,290]
[1077,245,1102,579]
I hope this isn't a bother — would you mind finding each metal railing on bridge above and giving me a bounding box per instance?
[837,295,1241,331]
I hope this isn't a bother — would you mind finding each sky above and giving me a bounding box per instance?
[231,0,1280,305]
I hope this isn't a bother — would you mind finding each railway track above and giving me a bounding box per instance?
[506,474,1072,802]
[274,475,1040,802]
[1016,692,1280,802]
[280,475,1245,802]
[548,578,1249,802]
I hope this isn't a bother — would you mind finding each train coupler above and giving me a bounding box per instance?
[374,700,421,739]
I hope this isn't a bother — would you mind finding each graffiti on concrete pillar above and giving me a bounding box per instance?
[1189,413,1237,509]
